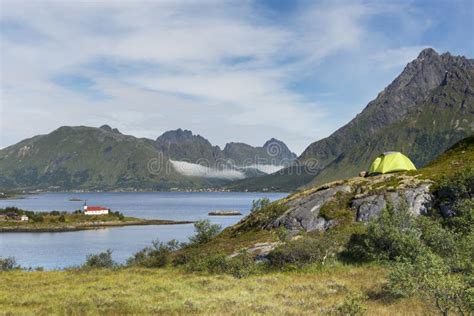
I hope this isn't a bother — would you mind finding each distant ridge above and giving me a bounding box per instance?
[0,126,296,190]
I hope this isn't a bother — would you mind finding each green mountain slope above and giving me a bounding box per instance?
[0,126,218,190]
[0,126,297,191]
[228,48,474,191]
[308,59,474,186]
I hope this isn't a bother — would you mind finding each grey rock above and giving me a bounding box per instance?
[269,184,352,232]
[352,183,433,221]
[229,242,280,262]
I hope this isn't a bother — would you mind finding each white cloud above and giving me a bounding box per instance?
[0,0,440,153]
[170,160,245,180]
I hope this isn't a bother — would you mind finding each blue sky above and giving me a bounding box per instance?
[1,0,473,153]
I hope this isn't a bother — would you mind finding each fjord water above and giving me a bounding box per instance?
[0,192,287,269]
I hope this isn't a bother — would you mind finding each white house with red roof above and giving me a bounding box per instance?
[83,202,109,215]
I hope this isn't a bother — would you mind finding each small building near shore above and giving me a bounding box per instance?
[83,202,109,215]
[20,215,29,221]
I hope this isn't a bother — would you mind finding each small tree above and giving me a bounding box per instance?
[250,198,271,213]
[0,257,20,271]
[127,239,180,268]
[188,220,221,245]
[336,292,368,316]
[83,250,116,269]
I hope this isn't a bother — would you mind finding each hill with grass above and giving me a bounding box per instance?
[0,126,296,191]
[228,48,474,191]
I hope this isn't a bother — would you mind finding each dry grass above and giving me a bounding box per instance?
[0,264,431,315]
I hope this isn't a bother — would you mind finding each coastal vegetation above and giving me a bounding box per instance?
[0,207,191,232]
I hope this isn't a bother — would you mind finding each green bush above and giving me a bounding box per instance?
[188,220,222,245]
[435,167,474,234]
[251,198,271,213]
[417,216,473,273]
[82,250,116,269]
[127,240,180,268]
[184,251,257,278]
[319,192,353,222]
[388,252,472,315]
[335,292,368,316]
[238,198,289,231]
[344,201,426,262]
[267,234,340,269]
[275,226,291,242]
[0,257,20,271]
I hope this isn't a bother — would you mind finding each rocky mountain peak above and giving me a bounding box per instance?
[100,124,113,131]
[263,138,283,147]
[100,125,121,134]
[416,47,439,60]
[156,128,197,143]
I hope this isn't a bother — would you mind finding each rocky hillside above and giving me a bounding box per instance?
[194,136,473,257]
[229,48,474,191]
[157,129,296,166]
[265,136,473,233]
[155,129,222,164]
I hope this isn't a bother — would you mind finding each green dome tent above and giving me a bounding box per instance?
[368,152,416,175]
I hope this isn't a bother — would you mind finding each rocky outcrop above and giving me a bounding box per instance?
[351,183,433,221]
[229,242,281,262]
[269,184,352,232]
[265,175,434,233]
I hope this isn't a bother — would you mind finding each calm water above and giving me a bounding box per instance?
[0,192,287,269]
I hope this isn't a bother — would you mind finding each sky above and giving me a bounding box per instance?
[0,0,473,154]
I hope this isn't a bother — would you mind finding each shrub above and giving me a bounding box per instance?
[188,220,221,245]
[388,252,471,315]
[251,198,271,213]
[185,251,257,278]
[31,213,44,223]
[275,226,291,242]
[319,192,353,222]
[226,250,257,278]
[344,201,426,262]
[127,239,180,268]
[58,214,66,222]
[336,292,368,316]
[111,211,125,220]
[238,198,289,231]
[0,257,20,271]
[267,234,340,269]
[186,253,228,274]
[82,250,116,269]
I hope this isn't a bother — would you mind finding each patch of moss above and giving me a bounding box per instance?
[318,192,354,222]
[419,136,474,181]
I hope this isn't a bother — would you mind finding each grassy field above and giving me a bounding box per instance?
[0,264,431,315]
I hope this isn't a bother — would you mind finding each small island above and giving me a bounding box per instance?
[208,210,242,216]
[0,207,193,233]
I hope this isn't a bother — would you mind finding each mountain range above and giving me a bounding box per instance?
[0,126,295,191]
[1,48,472,192]
[227,48,474,191]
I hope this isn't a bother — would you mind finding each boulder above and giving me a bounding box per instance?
[269,184,352,232]
[351,183,433,221]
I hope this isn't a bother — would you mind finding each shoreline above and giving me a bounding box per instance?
[0,219,194,233]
